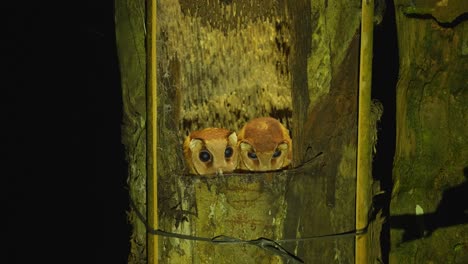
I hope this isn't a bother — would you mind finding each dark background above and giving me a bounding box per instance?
[6,1,130,263]
[6,0,397,263]
[372,1,398,262]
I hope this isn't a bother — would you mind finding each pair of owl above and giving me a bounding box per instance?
[183,117,292,175]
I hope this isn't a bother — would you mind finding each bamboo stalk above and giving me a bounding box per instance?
[147,0,158,263]
[356,0,374,263]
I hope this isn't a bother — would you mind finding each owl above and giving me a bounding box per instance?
[237,117,292,171]
[183,128,238,175]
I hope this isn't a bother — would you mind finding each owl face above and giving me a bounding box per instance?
[237,117,292,171]
[184,128,238,175]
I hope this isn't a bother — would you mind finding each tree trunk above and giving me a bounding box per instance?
[390,0,468,262]
[115,1,148,263]
[116,0,379,263]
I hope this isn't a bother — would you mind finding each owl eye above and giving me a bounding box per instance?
[247,152,257,159]
[199,150,211,162]
[272,149,282,158]
[224,146,233,158]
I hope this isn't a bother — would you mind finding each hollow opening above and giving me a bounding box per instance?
[371,0,399,262]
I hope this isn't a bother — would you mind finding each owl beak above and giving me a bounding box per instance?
[257,156,272,171]
[216,168,224,176]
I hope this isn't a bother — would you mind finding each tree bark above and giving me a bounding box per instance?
[391,0,468,262]
[116,0,373,262]
[115,1,148,263]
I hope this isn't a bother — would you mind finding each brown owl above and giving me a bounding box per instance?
[237,117,292,171]
[183,128,238,175]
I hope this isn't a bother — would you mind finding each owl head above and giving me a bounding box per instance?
[237,117,292,171]
[183,128,239,175]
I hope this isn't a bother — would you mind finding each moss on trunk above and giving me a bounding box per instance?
[391,0,468,262]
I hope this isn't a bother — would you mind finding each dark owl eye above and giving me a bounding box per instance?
[247,152,257,159]
[199,150,211,162]
[272,149,282,158]
[225,146,233,158]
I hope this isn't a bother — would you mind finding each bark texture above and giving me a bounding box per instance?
[390,0,468,263]
[155,1,362,263]
[116,0,373,263]
[115,1,148,263]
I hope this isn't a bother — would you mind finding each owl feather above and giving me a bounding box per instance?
[237,117,292,172]
[183,128,238,176]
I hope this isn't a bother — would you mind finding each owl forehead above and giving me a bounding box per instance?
[203,138,230,153]
[190,127,232,140]
[189,128,234,157]
[242,118,286,152]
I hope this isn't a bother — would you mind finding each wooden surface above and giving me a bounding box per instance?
[356,0,374,263]
[147,0,159,263]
